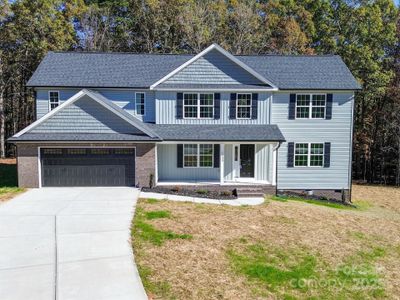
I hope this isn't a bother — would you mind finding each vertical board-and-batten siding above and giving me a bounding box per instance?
[256,144,272,182]
[272,92,354,190]
[156,91,271,124]
[157,144,219,181]
[35,88,155,122]
[164,49,264,85]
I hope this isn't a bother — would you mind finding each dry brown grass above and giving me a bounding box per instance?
[132,185,400,299]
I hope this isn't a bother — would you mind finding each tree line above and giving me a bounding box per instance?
[0,0,399,185]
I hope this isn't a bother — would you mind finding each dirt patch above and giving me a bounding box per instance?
[132,185,400,299]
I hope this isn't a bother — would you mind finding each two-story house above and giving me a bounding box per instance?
[9,44,360,200]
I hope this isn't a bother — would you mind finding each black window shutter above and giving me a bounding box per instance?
[251,93,258,119]
[289,94,296,120]
[177,144,183,168]
[229,93,237,119]
[176,93,183,119]
[287,142,294,167]
[326,94,333,119]
[324,142,331,167]
[214,93,220,119]
[214,144,220,168]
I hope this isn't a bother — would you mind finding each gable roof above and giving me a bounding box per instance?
[150,44,277,90]
[27,45,361,90]
[12,89,160,139]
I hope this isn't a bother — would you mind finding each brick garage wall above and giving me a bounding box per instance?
[17,144,39,188]
[134,143,155,187]
[16,143,156,188]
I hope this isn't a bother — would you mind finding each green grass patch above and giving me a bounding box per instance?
[0,187,24,195]
[145,210,171,220]
[0,163,18,187]
[132,208,192,246]
[137,265,175,299]
[227,240,386,299]
[271,195,354,210]
[352,199,372,210]
[145,198,161,204]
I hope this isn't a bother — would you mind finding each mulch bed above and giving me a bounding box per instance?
[142,186,237,200]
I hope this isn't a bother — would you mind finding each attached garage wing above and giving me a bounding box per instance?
[40,148,135,187]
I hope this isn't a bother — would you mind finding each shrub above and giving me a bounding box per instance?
[196,189,209,195]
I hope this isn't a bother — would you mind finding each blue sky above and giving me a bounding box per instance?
[395,0,400,6]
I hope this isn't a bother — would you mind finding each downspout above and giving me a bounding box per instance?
[273,141,282,196]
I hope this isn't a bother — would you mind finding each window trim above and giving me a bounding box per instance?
[48,90,60,111]
[236,93,252,120]
[182,143,214,168]
[295,93,327,119]
[294,142,324,168]
[135,92,146,116]
[182,92,214,119]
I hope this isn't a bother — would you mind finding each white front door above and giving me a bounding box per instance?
[233,144,240,178]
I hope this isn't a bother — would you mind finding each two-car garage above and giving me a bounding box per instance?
[40,148,136,187]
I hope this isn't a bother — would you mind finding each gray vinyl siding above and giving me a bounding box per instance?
[35,88,155,122]
[157,144,219,181]
[31,95,142,134]
[272,92,354,190]
[156,91,271,124]
[164,49,264,85]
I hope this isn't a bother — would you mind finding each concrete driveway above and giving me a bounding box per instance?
[0,187,147,300]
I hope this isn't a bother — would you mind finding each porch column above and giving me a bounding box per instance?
[272,142,279,186]
[154,144,158,186]
[220,143,224,184]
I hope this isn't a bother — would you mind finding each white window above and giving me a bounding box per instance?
[49,91,60,110]
[135,92,145,115]
[183,144,213,168]
[296,94,326,119]
[294,143,324,167]
[236,93,252,119]
[183,93,214,119]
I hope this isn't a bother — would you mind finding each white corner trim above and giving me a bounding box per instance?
[37,146,42,188]
[149,43,278,90]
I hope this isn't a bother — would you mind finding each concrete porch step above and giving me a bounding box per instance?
[235,188,265,198]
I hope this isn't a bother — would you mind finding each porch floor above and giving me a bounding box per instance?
[156,180,272,186]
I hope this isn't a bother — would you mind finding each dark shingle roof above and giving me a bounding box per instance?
[27,51,360,90]
[8,125,285,142]
[148,124,285,141]
[157,83,270,90]
[8,133,161,142]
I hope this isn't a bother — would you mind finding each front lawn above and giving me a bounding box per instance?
[0,159,25,202]
[131,185,400,299]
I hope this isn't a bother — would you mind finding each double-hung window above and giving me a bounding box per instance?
[294,143,324,167]
[183,144,213,168]
[135,92,145,115]
[49,91,60,110]
[296,94,326,119]
[183,93,214,119]
[236,93,252,119]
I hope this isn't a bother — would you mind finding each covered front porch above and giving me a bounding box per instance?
[155,142,280,186]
